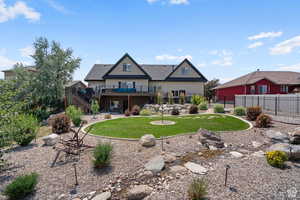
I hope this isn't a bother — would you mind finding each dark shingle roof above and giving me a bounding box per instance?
[215,71,300,89]
[84,64,113,81]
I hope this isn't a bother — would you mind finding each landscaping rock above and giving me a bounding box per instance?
[127,185,153,200]
[290,129,300,144]
[267,143,300,159]
[140,134,156,147]
[230,151,244,158]
[198,129,224,149]
[92,192,111,200]
[163,153,177,163]
[184,162,208,175]
[145,156,165,173]
[266,130,289,143]
[42,134,59,146]
[169,165,186,173]
[252,150,265,157]
[252,141,263,148]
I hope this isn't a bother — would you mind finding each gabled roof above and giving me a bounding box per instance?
[84,54,208,82]
[214,71,300,89]
[2,66,37,72]
[102,53,152,80]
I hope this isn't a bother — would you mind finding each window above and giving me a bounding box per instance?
[123,64,132,72]
[181,67,190,75]
[172,90,179,97]
[250,85,255,94]
[281,85,289,93]
[258,85,268,94]
[179,90,186,96]
[119,81,135,88]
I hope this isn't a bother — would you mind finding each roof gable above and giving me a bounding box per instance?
[103,53,151,79]
[165,59,208,82]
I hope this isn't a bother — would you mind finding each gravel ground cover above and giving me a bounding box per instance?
[1,115,300,200]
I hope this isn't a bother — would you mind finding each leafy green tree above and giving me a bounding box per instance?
[204,79,220,103]
[31,37,81,111]
[91,100,100,119]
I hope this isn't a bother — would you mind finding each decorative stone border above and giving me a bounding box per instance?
[82,113,253,141]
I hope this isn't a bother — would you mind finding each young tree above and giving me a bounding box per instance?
[179,92,185,105]
[204,79,220,103]
[168,92,174,105]
[91,100,100,119]
[31,37,81,111]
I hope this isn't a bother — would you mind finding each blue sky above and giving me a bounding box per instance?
[1,0,300,83]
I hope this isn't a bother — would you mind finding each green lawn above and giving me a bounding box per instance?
[87,114,250,139]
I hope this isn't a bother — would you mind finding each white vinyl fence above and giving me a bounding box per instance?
[235,94,300,118]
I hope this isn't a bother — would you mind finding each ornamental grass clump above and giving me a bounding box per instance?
[199,102,208,111]
[140,109,151,116]
[234,106,246,116]
[93,143,113,168]
[52,114,71,134]
[188,178,208,200]
[256,113,272,128]
[213,104,224,113]
[266,150,288,168]
[246,106,262,121]
[3,173,39,200]
[66,105,83,127]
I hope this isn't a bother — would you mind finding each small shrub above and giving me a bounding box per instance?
[104,114,111,119]
[213,104,224,113]
[52,114,71,134]
[66,106,83,127]
[179,93,185,105]
[191,95,206,105]
[131,105,141,115]
[3,173,39,200]
[256,113,272,128]
[234,106,246,116]
[11,114,39,146]
[246,106,262,121]
[124,109,130,117]
[171,108,180,115]
[266,151,288,168]
[189,105,199,114]
[199,102,208,111]
[140,109,151,116]
[93,143,113,168]
[188,178,208,200]
[91,100,100,117]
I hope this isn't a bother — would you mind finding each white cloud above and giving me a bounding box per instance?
[270,35,300,55]
[209,49,233,56]
[155,54,192,61]
[248,31,283,40]
[19,46,34,58]
[278,63,300,71]
[146,0,189,5]
[212,56,233,67]
[45,0,71,14]
[0,0,40,23]
[0,55,17,69]
[248,42,264,49]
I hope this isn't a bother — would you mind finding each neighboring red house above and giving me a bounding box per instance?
[214,70,300,102]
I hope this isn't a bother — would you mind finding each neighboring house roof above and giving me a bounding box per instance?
[214,71,300,89]
[2,66,37,72]
[65,80,87,88]
[84,54,207,82]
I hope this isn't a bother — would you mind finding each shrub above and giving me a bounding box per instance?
[104,113,111,119]
[246,106,262,121]
[256,113,272,128]
[3,173,39,200]
[131,105,141,115]
[93,143,113,168]
[140,109,151,116]
[266,151,288,168]
[188,178,208,200]
[189,105,199,114]
[213,104,224,113]
[191,95,206,106]
[179,93,186,105]
[66,106,83,127]
[91,100,100,117]
[124,109,130,117]
[52,114,71,134]
[199,102,208,111]
[11,114,39,146]
[171,108,180,115]
[234,106,246,116]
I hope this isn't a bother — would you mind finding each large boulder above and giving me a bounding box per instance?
[145,156,165,173]
[140,134,156,147]
[198,129,224,148]
[290,129,300,144]
[92,192,111,200]
[184,162,208,175]
[127,185,153,200]
[267,143,300,159]
[42,134,59,146]
[266,130,289,143]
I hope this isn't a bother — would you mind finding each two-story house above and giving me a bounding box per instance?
[84,53,207,113]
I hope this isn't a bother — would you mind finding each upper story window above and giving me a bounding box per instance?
[123,64,132,72]
[258,85,268,94]
[181,66,190,75]
[281,85,289,93]
[250,85,255,94]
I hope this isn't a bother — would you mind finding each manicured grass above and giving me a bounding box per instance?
[87,114,250,139]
